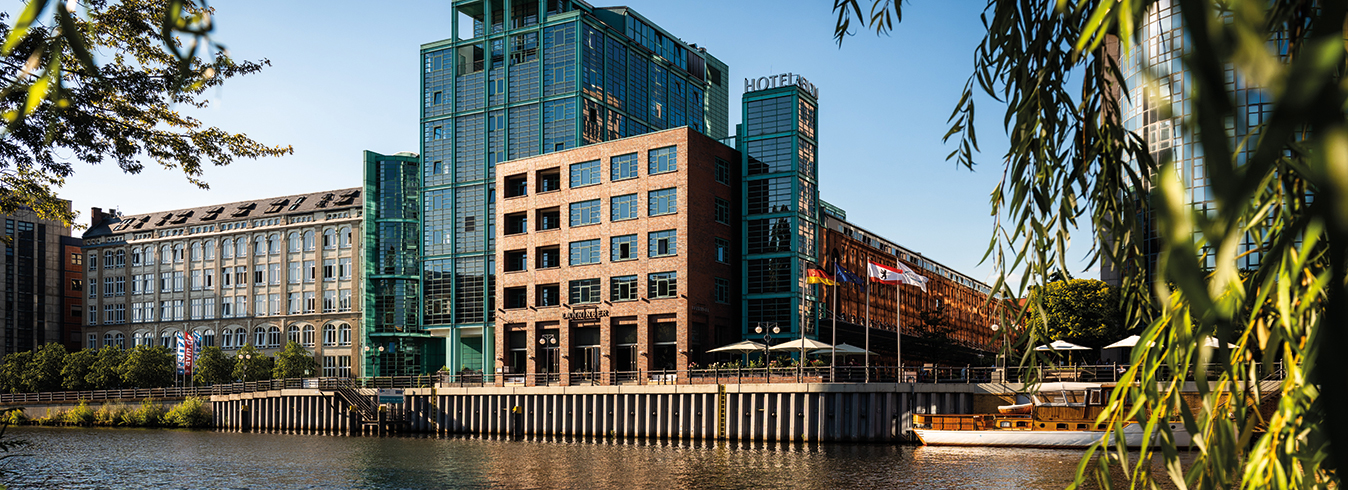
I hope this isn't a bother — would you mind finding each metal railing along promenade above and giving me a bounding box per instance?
[0,363,1284,404]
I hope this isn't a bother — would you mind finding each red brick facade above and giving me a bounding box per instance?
[493,128,740,384]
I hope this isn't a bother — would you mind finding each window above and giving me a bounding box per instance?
[323,259,336,281]
[234,327,247,348]
[569,199,601,227]
[205,268,214,288]
[339,323,351,346]
[88,252,97,271]
[222,239,234,257]
[190,298,203,320]
[236,267,248,286]
[323,290,337,312]
[569,278,600,304]
[648,272,677,299]
[289,262,301,284]
[130,248,142,266]
[339,258,352,279]
[173,243,185,262]
[503,287,527,309]
[611,153,638,181]
[288,232,301,253]
[568,239,601,266]
[302,325,315,347]
[267,326,281,348]
[323,324,338,346]
[504,249,528,272]
[222,296,234,318]
[173,271,184,291]
[304,260,316,282]
[715,238,729,263]
[569,160,601,187]
[71,278,82,291]
[323,229,337,249]
[339,289,352,312]
[648,188,677,216]
[536,246,560,269]
[339,227,352,248]
[610,234,638,261]
[269,263,281,285]
[611,275,638,302]
[715,157,730,184]
[714,198,730,224]
[190,242,202,261]
[714,277,729,303]
[611,194,638,221]
[72,252,84,266]
[649,146,677,174]
[236,294,248,316]
[160,245,171,264]
[254,236,266,256]
[269,293,281,316]
[255,295,267,317]
[289,293,301,315]
[303,230,315,251]
[504,174,528,198]
[536,284,560,307]
[649,230,677,257]
[268,234,280,255]
[304,292,316,313]
[191,270,202,290]
[287,325,300,345]
[536,207,560,231]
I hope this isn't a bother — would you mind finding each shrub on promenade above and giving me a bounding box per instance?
[62,401,94,427]
[164,397,211,428]
[32,409,60,426]
[2,408,26,426]
[124,400,164,427]
[94,402,128,426]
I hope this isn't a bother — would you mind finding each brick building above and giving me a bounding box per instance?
[493,127,739,383]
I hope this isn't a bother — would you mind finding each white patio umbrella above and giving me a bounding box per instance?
[1102,334,1235,350]
[1034,339,1093,351]
[707,340,767,354]
[831,343,875,356]
[769,338,833,351]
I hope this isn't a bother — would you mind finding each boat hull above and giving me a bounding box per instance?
[913,423,1191,449]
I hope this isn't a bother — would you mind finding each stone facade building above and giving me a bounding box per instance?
[81,189,363,377]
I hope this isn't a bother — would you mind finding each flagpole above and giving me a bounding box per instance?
[831,280,837,379]
[896,282,902,383]
[864,276,871,383]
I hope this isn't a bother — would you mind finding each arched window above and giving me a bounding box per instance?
[114,250,125,266]
[323,229,337,249]
[253,326,267,346]
[222,238,234,257]
[190,242,202,261]
[160,245,171,264]
[221,328,234,349]
[267,326,281,347]
[173,243,184,263]
[339,226,352,248]
[235,237,248,258]
[303,230,315,251]
[234,327,247,348]
[288,232,301,253]
[199,329,216,348]
[323,323,337,346]
[204,240,215,260]
[103,333,113,347]
[114,333,125,349]
[339,323,351,346]
[268,234,280,255]
[302,325,314,347]
[161,330,176,349]
[287,324,300,345]
[254,236,266,256]
[131,247,143,266]
[144,246,155,264]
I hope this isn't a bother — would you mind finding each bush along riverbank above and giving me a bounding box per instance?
[4,397,213,429]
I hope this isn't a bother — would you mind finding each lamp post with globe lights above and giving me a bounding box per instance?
[754,323,779,371]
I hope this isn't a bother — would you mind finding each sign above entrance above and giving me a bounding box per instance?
[562,307,610,321]
[744,72,819,99]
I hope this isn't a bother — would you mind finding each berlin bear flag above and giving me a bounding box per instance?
[867,261,928,292]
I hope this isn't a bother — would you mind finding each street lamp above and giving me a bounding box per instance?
[991,324,1005,381]
[754,323,780,370]
[237,353,252,383]
[539,333,558,386]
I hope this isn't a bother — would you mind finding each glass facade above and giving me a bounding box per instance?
[420,0,729,375]
[363,151,437,376]
[738,84,819,344]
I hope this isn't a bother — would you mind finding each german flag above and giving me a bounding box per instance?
[805,267,837,286]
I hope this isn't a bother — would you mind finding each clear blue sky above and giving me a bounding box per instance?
[58,0,1096,286]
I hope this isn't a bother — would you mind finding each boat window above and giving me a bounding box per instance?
[1017,422,1029,428]
[1087,389,1103,405]
[1000,421,1011,428]
[1077,423,1089,430]
[1097,424,1107,430]
[1056,423,1068,430]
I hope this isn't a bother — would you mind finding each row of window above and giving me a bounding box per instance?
[91,227,355,271]
[87,323,354,351]
[502,271,694,308]
[503,146,693,199]
[501,230,725,272]
[89,290,353,326]
[106,261,355,297]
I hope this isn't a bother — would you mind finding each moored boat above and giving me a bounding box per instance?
[912,382,1192,449]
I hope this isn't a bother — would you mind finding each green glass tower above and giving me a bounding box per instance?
[418,0,729,375]
[362,150,433,376]
[738,78,819,344]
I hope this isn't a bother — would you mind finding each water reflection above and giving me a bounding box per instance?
[3,427,1183,489]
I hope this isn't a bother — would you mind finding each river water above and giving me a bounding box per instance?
[1,427,1170,489]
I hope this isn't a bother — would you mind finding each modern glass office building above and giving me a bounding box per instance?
[417,0,729,374]
[362,151,429,376]
[737,79,819,344]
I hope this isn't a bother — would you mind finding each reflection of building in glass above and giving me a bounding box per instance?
[737,80,819,345]
[363,151,428,376]
[421,0,730,375]
[1104,4,1276,285]
[492,127,739,382]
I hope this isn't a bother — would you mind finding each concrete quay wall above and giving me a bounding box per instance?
[211,383,999,442]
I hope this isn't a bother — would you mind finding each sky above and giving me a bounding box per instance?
[56,0,1096,285]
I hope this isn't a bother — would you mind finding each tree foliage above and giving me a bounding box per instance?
[20,342,65,393]
[84,344,124,389]
[1024,279,1124,349]
[272,341,315,379]
[835,0,1347,487]
[59,347,95,390]
[0,0,291,225]
[192,346,231,385]
[231,344,272,382]
[115,345,173,388]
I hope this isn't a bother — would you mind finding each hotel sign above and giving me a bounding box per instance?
[562,307,609,321]
[745,72,819,98]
